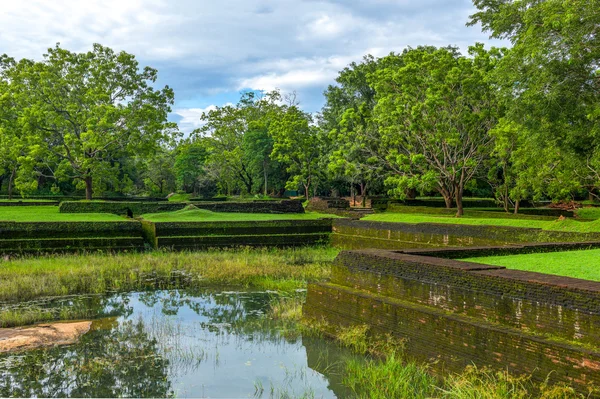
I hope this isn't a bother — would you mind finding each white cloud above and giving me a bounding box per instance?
[173,106,217,133]
[0,0,509,120]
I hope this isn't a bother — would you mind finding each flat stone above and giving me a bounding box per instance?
[0,321,92,353]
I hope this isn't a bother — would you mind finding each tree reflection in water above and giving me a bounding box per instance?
[0,289,357,398]
[0,319,173,398]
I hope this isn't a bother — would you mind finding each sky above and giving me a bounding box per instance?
[0,0,506,133]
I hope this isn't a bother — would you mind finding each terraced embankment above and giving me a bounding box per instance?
[304,248,600,394]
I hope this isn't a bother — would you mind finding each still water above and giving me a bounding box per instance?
[0,290,360,398]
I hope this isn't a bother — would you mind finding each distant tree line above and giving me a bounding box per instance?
[1,0,598,215]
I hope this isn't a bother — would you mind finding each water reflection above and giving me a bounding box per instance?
[0,290,357,398]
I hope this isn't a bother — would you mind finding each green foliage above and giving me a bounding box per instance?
[469,0,600,202]
[173,139,211,195]
[3,44,178,199]
[322,54,389,197]
[370,45,501,215]
[196,91,285,196]
[269,106,323,199]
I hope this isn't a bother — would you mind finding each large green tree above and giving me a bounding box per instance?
[469,0,600,201]
[196,91,285,195]
[269,106,322,200]
[370,45,501,215]
[0,56,30,199]
[9,43,177,199]
[322,55,390,199]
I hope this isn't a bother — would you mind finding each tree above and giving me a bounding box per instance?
[197,91,282,195]
[142,148,176,195]
[370,45,500,216]
[9,43,177,199]
[0,56,29,199]
[322,55,395,200]
[269,106,322,200]
[469,0,600,201]
[243,121,274,196]
[173,139,210,195]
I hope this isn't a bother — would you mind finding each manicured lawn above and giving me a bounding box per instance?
[0,199,58,203]
[167,193,192,202]
[463,249,600,281]
[0,206,126,222]
[141,208,338,222]
[575,207,600,220]
[362,212,600,233]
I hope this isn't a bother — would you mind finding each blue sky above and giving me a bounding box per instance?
[0,0,506,133]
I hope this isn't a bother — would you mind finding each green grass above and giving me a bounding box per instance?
[167,193,192,202]
[0,247,337,305]
[363,212,600,233]
[141,208,338,222]
[575,207,600,220]
[273,301,589,399]
[0,199,58,203]
[0,206,127,222]
[463,249,600,281]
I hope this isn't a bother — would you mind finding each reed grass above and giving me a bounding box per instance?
[0,247,336,304]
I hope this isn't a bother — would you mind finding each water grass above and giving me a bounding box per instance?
[0,247,337,306]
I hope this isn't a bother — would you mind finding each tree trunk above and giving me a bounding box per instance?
[7,168,16,200]
[455,173,465,217]
[440,188,453,209]
[263,160,268,197]
[362,185,367,208]
[84,176,93,200]
[455,192,464,217]
[303,183,310,201]
[514,199,520,214]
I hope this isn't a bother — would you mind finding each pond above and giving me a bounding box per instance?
[0,290,361,398]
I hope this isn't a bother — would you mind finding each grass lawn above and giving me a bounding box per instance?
[0,206,126,222]
[575,207,600,220]
[167,193,192,202]
[0,199,58,203]
[362,212,600,233]
[463,249,600,281]
[141,208,338,222]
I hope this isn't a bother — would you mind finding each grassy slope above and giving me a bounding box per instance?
[463,249,600,281]
[141,208,338,222]
[362,212,600,233]
[0,206,126,222]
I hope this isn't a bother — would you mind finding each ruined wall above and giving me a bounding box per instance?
[332,219,600,249]
[304,250,600,393]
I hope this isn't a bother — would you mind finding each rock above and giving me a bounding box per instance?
[0,321,92,353]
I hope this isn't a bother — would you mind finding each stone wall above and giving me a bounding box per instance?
[332,219,600,249]
[304,249,600,393]
[142,219,333,250]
